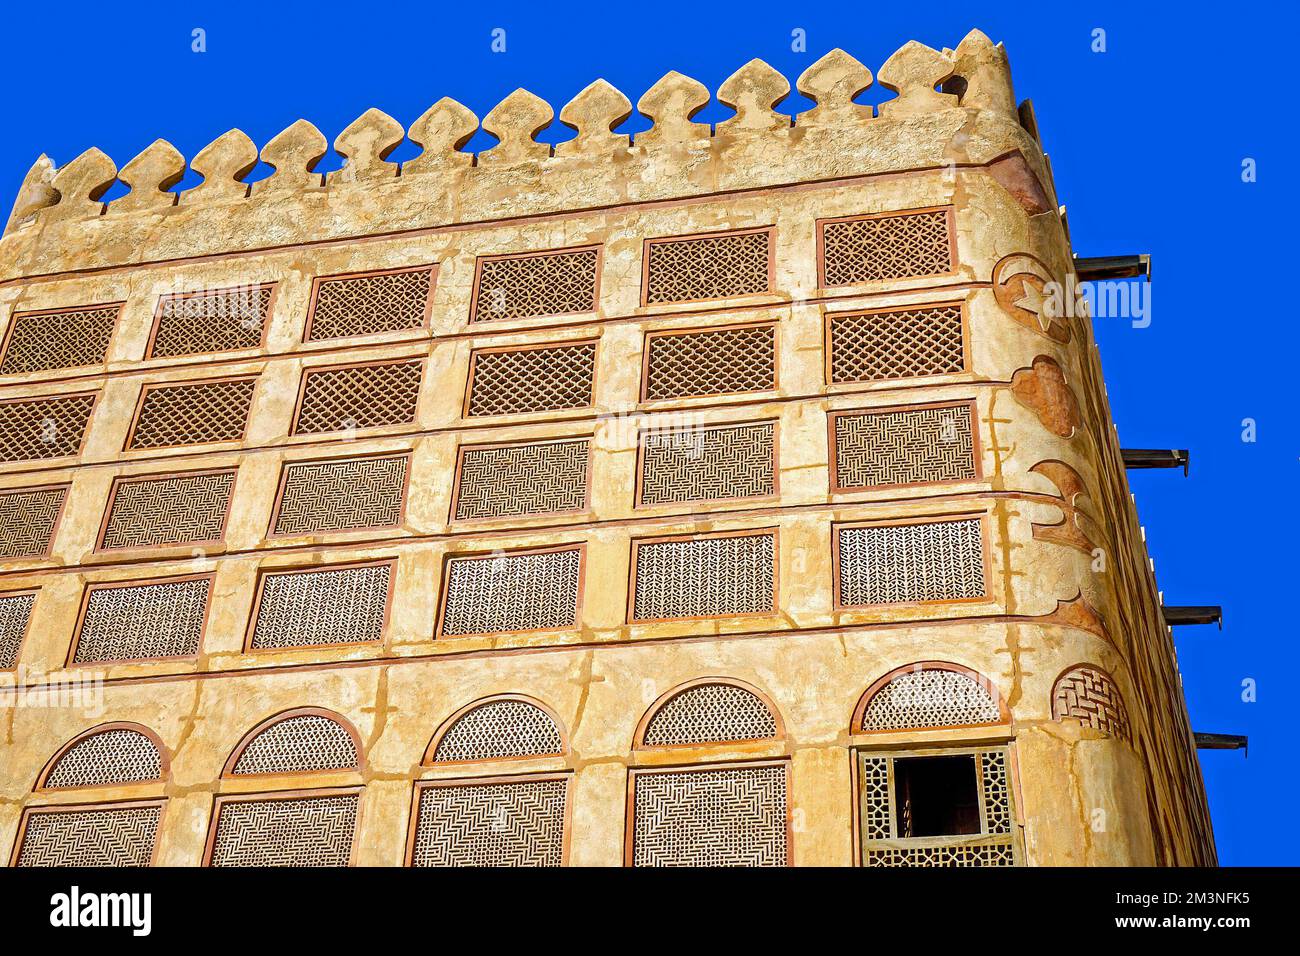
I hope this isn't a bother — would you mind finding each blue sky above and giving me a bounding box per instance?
[1,1,1292,865]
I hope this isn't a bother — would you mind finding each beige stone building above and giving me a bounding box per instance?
[0,31,1215,867]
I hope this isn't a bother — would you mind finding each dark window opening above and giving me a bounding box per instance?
[893,754,980,837]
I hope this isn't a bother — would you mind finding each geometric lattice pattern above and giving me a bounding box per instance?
[0,304,119,374]
[834,404,976,490]
[293,360,422,435]
[821,209,953,285]
[631,764,788,866]
[306,266,433,341]
[411,778,568,867]
[0,591,36,669]
[0,484,67,558]
[632,532,775,621]
[15,804,162,867]
[99,470,236,550]
[644,230,771,305]
[644,324,775,401]
[829,305,964,382]
[837,519,985,606]
[1052,666,1131,742]
[866,842,1016,867]
[149,285,273,358]
[43,728,164,789]
[208,794,359,867]
[433,699,563,762]
[472,248,599,323]
[72,576,211,664]
[859,669,1002,731]
[453,439,588,521]
[0,393,95,462]
[249,562,392,649]
[271,454,408,536]
[231,715,359,775]
[440,547,582,637]
[639,422,775,505]
[642,684,777,747]
[128,378,256,449]
[466,342,596,417]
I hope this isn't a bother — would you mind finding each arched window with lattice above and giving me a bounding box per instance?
[409,695,569,867]
[1051,664,1130,742]
[206,709,363,868]
[13,723,168,868]
[852,662,1007,733]
[628,679,789,867]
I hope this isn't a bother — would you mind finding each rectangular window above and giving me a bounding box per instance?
[148,285,274,358]
[0,590,37,669]
[270,453,409,537]
[819,207,955,285]
[464,341,596,417]
[638,421,776,506]
[409,776,569,866]
[439,545,583,637]
[630,529,776,622]
[827,302,965,383]
[304,265,435,341]
[71,575,213,665]
[471,246,600,322]
[206,791,360,867]
[452,437,589,521]
[0,484,68,559]
[0,303,120,375]
[857,746,1017,866]
[642,323,776,401]
[13,802,163,867]
[292,358,422,435]
[0,393,96,463]
[643,227,773,305]
[830,402,978,491]
[835,517,986,607]
[98,469,236,551]
[127,377,256,450]
[247,560,394,650]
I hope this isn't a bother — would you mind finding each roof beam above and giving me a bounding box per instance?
[1075,254,1151,281]
[1123,448,1189,475]
[1163,606,1223,629]
[1194,733,1248,755]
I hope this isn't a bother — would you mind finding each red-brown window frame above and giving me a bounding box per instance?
[0,587,40,671]
[827,399,982,494]
[640,226,776,307]
[423,694,569,766]
[627,527,780,624]
[9,798,167,868]
[449,434,594,524]
[242,557,398,652]
[289,355,425,437]
[849,661,1012,735]
[34,721,171,792]
[0,482,72,560]
[0,390,100,463]
[66,572,216,668]
[221,707,365,778]
[468,244,603,324]
[639,320,779,403]
[302,263,438,342]
[634,417,780,508]
[461,338,600,419]
[0,301,124,376]
[822,298,970,386]
[145,283,278,359]
[94,466,238,553]
[434,542,587,639]
[265,449,413,539]
[123,374,259,452]
[632,677,786,749]
[815,205,959,288]
[201,786,364,868]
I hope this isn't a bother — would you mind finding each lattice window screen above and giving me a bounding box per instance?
[0,485,66,559]
[440,548,581,636]
[467,343,596,417]
[272,454,408,536]
[833,405,976,489]
[1052,666,1131,741]
[209,794,358,867]
[632,533,775,621]
[231,715,359,774]
[454,439,588,521]
[0,592,36,669]
[73,577,210,664]
[434,700,563,761]
[15,805,162,867]
[644,324,775,401]
[100,471,236,551]
[821,209,953,284]
[411,778,568,867]
[293,360,422,434]
[250,563,391,649]
[472,248,599,322]
[644,230,771,304]
[307,267,433,340]
[632,764,788,866]
[642,684,777,746]
[0,393,95,462]
[639,422,775,505]
[837,519,985,606]
[829,305,964,382]
[150,286,273,357]
[1,305,119,375]
[859,669,1002,731]
[44,729,163,788]
[128,378,255,449]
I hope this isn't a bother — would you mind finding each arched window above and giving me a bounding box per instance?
[410,696,569,868]
[1052,664,1130,742]
[14,723,167,868]
[853,662,1006,732]
[206,709,362,868]
[628,679,789,868]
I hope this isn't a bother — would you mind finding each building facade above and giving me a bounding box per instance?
[0,32,1215,866]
